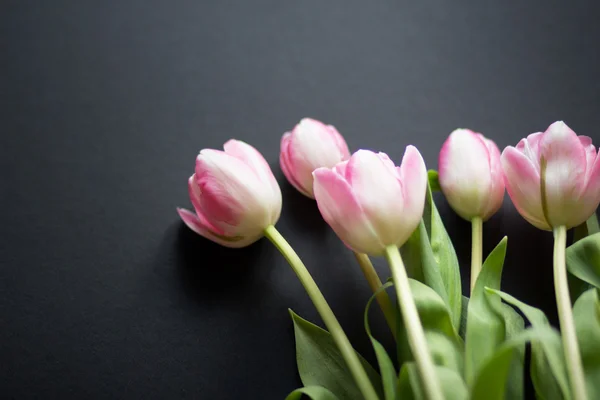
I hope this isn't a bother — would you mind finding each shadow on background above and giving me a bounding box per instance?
[172,222,273,306]
[277,172,329,235]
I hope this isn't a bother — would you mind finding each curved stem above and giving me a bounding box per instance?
[554,225,588,400]
[470,217,483,293]
[353,252,397,339]
[384,245,444,400]
[264,226,380,400]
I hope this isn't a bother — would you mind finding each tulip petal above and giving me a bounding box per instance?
[579,135,593,147]
[188,174,225,235]
[280,132,313,197]
[572,150,600,226]
[223,139,281,200]
[581,138,597,182]
[345,150,405,245]
[397,145,428,244]
[313,168,384,254]
[480,135,505,220]
[289,119,349,189]
[327,124,351,159]
[177,208,258,248]
[501,147,550,230]
[516,132,543,172]
[196,150,271,231]
[438,129,493,219]
[333,159,349,177]
[539,121,587,227]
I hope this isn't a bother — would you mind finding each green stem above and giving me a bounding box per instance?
[353,252,397,339]
[554,225,588,400]
[470,217,483,293]
[384,245,444,400]
[264,226,380,400]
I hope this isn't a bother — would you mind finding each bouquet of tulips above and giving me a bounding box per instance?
[178,119,600,400]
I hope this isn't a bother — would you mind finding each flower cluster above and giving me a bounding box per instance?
[178,119,600,400]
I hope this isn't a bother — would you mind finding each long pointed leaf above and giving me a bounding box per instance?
[487,289,570,400]
[364,282,397,400]
[423,173,462,329]
[465,237,508,385]
[285,386,340,400]
[471,328,559,400]
[289,310,383,400]
[574,289,600,399]
[398,363,468,400]
[566,232,600,290]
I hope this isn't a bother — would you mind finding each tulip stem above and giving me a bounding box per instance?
[470,217,483,293]
[264,225,380,400]
[553,225,588,400]
[353,252,397,339]
[384,245,444,400]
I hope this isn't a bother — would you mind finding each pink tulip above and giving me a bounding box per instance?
[313,147,427,255]
[280,118,351,198]
[438,129,505,221]
[502,121,600,230]
[177,140,282,247]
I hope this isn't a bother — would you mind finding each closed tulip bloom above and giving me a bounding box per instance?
[438,129,505,221]
[501,121,600,230]
[177,140,282,247]
[313,147,427,256]
[280,118,351,198]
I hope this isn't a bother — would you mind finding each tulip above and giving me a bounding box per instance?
[281,119,395,337]
[502,121,600,400]
[501,121,600,230]
[177,140,379,400]
[313,147,427,256]
[438,129,505,291]
[280,118,351,198]
[438,129,504,221]
[314,147,444,400]
[177,139,282,248]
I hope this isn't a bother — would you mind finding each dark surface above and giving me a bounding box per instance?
[1,1,599,399]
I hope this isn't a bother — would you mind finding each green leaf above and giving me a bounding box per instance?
[470,327,559,400]
[400,176,463,332]
[285,386,340,400]
[566,232,600,290]
[487,289,571,400]
[395,279,463,377]
[400,222,449,306]
[570,214,598,301]
[573,213,600,242]
[397,363,418,400]
[364,282,397,400]
[458,296,469,339]
[398,363,468,400]
[289,310,383,400]
[574,289,600,399]
[422,176,462,331]
[465,237,508,385]
[428,169,441,192]
[499,302,525,400]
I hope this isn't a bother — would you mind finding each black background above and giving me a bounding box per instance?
[1,1,599,399]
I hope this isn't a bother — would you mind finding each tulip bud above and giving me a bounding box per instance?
[280,118,351,198]
[313,147,427,255]
[501,121,600,230]
[177,140,282,247]
[438,129,505,221]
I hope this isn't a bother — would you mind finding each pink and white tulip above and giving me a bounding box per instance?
[177,140,282,247]
[438,129,505,221]
[280,118,351,198]
[313,147,428,256]
[501,121,600,230]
